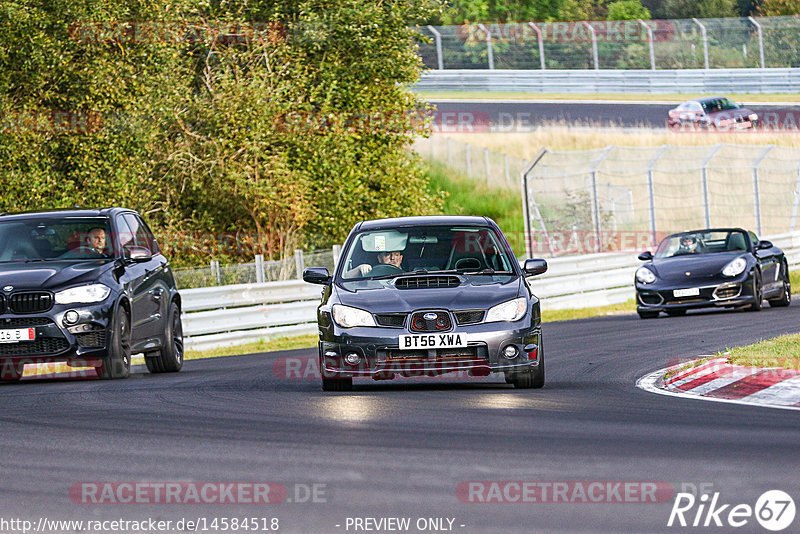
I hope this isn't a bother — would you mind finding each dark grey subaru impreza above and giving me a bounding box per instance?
[303,216,547,391]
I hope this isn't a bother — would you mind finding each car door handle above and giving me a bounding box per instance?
[149,289,163,302]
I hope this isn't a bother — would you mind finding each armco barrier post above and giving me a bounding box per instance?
[427,25,444,70]
[527,22,545,70]
[294,249,304,281]
[477,24,494,70]
[748,17,765,69]
[255,254,265,284]
[752,145,774,236]
[692,18,710,69]
[211,260,221,286]
[638,19,656,70]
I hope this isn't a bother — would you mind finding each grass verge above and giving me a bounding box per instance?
[725,334,800,370]
[416,91,800,103]
[436,126,800,159]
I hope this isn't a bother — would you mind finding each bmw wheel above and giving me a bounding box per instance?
[96,308,131,379]
[145,302,184,373]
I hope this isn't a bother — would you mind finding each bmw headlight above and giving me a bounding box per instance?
[722,257,747,277]
[54,284,111,304]
[636,267,656,284]
[485,297,527,323]
[332,304,376,328]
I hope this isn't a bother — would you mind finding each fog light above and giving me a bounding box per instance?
[63,310,80,325]
[344,352,361,365]
[503,345,518,359]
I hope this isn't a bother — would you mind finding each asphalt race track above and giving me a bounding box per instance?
[427,99,800,130]
[2,304,800,533]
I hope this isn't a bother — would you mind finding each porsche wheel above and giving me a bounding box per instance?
[748,271,763,312]
[768,263,791,308]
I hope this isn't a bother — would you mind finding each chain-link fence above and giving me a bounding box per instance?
[413,136,528,190]
[522,143,800,257]
[417,16,800,71]
[173,247,340,289]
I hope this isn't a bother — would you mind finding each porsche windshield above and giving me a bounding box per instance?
[339,225,516,281]
[0,217,114,262]
[655,230,749,258]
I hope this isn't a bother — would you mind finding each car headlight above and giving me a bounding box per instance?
[748,113,758,121]
[485,297,527,323]
[636,267,656,284]
[332,304,375,328]
[54,284,111,304]
[722,257,747,277]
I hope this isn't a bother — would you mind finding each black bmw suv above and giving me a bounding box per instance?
[0,208,182,381]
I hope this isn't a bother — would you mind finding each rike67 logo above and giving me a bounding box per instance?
[668,490,795,531]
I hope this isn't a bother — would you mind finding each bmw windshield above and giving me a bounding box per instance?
[338,225,518,288]
[0,217,114,262]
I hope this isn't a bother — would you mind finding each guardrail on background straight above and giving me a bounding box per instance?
[181,231,800,351]
[415,68,800,94]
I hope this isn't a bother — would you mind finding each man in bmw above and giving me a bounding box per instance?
[303,216,548,391]
[0,208,183,382]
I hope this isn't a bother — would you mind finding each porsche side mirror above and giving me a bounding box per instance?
[303,267,331,285]
[756,240,773,250]
[523,259,548,276]
[638,251,653,261]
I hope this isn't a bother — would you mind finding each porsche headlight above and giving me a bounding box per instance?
[485,297,527,323]
[54,284,111,304]
[722,257,747,277]
[332,304,375,328]
[636,267,656,284]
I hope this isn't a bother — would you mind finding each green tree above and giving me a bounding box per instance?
[606,0,650,20]
[0,0,444,264]
[758,0,800,15]
[661,0,739,18]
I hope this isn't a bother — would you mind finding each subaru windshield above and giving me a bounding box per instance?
[339,225,517,283]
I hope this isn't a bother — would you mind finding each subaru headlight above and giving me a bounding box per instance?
[332,304,375,328]
[722,257,747,277]
[485,297,527,323]
[636,267,656,284]
[54,284,111,304]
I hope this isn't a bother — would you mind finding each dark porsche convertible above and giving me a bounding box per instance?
[303,216,548,391]
[635,228,790,318]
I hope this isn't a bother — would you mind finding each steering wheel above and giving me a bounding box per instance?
[369,264,403,277]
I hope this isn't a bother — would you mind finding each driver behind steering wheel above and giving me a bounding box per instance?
[346,247,404,277]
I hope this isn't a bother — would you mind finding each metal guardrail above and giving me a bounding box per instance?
[182,232,800,350]
[415,68,800,94]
